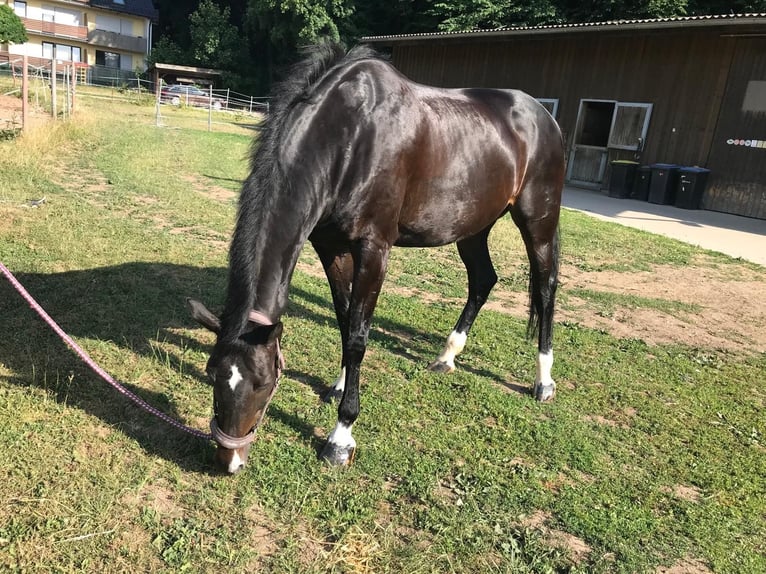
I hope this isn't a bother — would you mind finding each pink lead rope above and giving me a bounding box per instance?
[0,262,213,441]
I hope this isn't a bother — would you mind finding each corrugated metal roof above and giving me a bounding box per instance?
[362,13,766,43]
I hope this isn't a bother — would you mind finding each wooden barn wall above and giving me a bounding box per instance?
[705,38,766,219]
[389,29,766,218]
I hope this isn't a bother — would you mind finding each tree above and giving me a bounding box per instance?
[246,0,355,87]
[146,36,186,67]
[189,0,242,69]
[0,4,28,44]
[432,0,561,31]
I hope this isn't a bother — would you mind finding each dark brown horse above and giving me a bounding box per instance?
[188,43,564,474]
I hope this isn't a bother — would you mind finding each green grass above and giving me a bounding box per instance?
[1,92,765,573]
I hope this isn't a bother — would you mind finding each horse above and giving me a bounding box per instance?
[188,43,565,474]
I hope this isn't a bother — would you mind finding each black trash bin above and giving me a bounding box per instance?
[608,160,639,198]
[632,166,651,201]
[648,163,680,205]
[675,167,710,210]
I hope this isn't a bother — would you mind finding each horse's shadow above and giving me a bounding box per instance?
[1,262,483,471]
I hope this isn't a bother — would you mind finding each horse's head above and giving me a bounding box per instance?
[187,299,283,474]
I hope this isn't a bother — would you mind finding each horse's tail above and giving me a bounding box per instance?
[526,225,560,340]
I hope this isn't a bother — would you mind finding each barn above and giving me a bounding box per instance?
[362,14,766,220]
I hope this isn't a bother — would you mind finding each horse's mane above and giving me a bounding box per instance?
[223,43,382,340]
[250,42,382,175]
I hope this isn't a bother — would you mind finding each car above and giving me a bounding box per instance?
[160,84,224,110]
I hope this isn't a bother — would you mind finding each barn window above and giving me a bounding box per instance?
[536,98,559,119]
[742,81,766,113]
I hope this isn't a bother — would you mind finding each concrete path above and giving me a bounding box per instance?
[562,187,766,266]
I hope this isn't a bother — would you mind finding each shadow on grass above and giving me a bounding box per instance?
[1,262,497,470]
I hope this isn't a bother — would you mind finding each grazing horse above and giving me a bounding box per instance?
[188,43,564,474]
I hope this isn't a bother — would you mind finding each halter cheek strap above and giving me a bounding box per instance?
[209,310,285,450]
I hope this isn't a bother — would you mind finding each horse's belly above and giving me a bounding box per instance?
[395,192,509,248]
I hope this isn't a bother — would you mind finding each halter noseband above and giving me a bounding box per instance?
[209,310,284,450]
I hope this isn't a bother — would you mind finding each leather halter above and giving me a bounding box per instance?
[209,310,284,450]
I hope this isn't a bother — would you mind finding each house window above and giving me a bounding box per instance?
[43,42,82,62]
[96,50,121,69]
[13,1,27,17]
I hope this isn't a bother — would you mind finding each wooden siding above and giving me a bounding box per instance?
[389,27,766,218]
[705,38,766,218]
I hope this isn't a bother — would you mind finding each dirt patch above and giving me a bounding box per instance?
[180,174,238,203]
[300,250,766,355]
[519,511,592,564]
[657,557,712,573]
[0,94,49,131]
[0,94,23,129]
[662,484,703,503]
[557,259,766,353]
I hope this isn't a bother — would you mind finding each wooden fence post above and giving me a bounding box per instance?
[208,85,213,132]
[51,59,57,119]
[22,56,29,133]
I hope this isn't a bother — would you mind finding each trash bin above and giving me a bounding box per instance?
[648,163,680,205]
[675,167,710,210]
[608,160,639,198]
[632,166,651,201]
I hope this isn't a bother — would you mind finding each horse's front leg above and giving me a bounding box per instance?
[314,243,354,402]
[320,239,390,466]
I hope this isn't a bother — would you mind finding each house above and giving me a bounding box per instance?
[0,0,158,83]
[362,14,766,220]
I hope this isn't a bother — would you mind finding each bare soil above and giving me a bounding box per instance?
[0,94,48,130]
[557,258,766,353]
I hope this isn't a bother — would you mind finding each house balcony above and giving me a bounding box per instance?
[87,29,147,54]
[21,17,87,41]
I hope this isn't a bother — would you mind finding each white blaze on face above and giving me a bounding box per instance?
[228,449,244,474]
[436,330,468,369]
[536,350,554,386]
[228,365,243,392]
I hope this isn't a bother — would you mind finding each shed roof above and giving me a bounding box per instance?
[89,0,159,22]
[362,13,766,44]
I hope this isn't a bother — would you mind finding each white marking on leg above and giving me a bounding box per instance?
[327,421,356,449]
[227,450,243,474]
[332,366,346,393]
[228,365,243,392]
[436,330,467,369]
[536,350,554,386]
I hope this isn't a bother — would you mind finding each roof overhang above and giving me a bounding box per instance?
[362,13,766,45]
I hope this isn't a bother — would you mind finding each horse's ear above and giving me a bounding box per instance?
[186,298,221,334]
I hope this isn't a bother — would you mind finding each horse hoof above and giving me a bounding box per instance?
[534,382,556,402]
[428,360,455,374]
[320,442,355,466]
[323,387,343,403]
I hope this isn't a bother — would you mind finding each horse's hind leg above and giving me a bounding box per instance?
[429,226,497,373]
[513,212,560,402]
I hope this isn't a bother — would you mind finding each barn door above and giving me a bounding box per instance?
[567,100,616,186]
[567,100,653,186]
[608,102,653,152]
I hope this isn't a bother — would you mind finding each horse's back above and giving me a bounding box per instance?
[302,54,564,247]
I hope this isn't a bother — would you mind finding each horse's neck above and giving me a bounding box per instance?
[222,191,315,338]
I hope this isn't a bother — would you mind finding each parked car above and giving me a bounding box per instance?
[160,85,224,110]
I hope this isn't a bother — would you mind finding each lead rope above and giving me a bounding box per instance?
[0,262,212,441]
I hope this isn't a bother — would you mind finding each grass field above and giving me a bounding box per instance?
[1,94,764,573]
